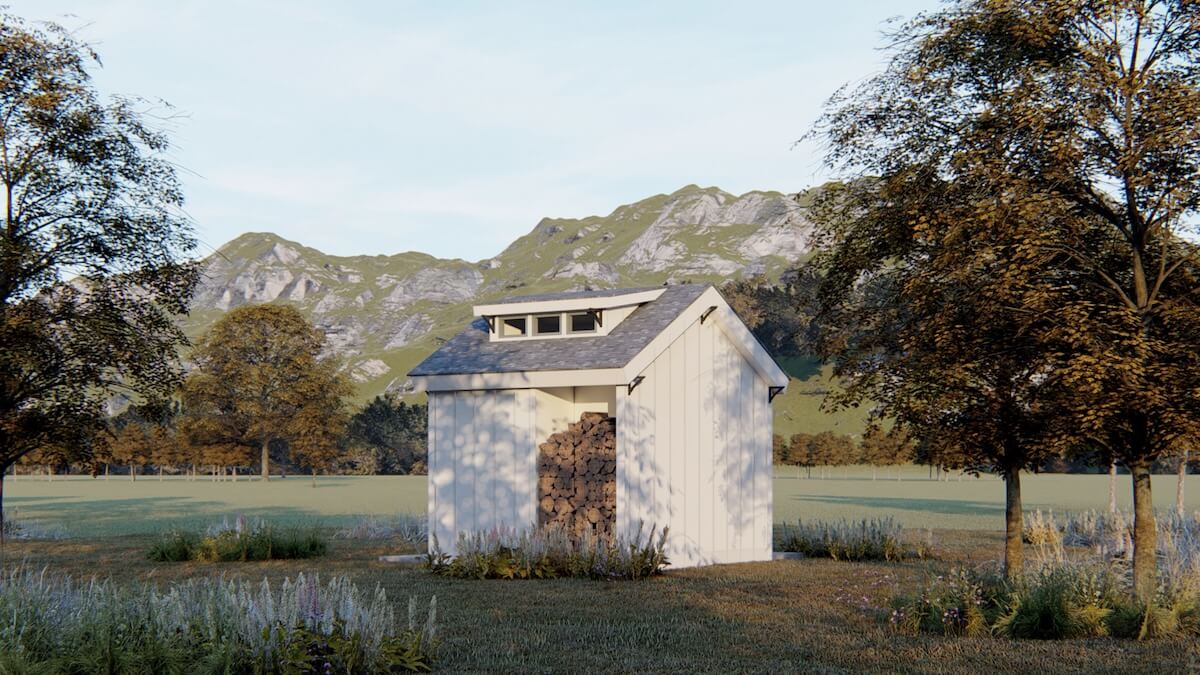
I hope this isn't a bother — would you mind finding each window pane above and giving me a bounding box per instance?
[502,316,527,337]
[536,315,561,335]
[570,313,596,332]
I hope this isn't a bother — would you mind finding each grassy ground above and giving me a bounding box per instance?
[7,468,1197,536]
[1,532,1194,673]
[5,470,1199,671]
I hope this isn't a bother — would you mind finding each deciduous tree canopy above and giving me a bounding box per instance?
[180,304,351,482]
[0,13,198,537]
[809,0,1200,593]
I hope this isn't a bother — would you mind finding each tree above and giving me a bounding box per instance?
[807,432,858,478]
[772,434,788,465]
[0,14,198,539]
[787,433,814,477]
[292,395,350,487]
[721,267,823,358]
[109,423,153,481]
[346,396,428,475]
[809,0,1200,595]
[860,427,915,480]
[180,305,351,481]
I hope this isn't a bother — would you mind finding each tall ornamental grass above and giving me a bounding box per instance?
[895,512,1200,640]
[147,515,327,563]
[774,517,933,561]
[335,513,428,548]
[425,522,669,580]
[0,567,437,673]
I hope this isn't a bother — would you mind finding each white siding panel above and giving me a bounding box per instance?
[427,388,542,555]
[452,394,474,536]
[683,326,700,562]
[429,393,456,551]
[711,324,730,557]
[614,316,774,567]
[698,319,716,558]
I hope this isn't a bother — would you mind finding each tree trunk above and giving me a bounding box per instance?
[0,467,7,545]
[232,466,238,482]
[261,440,270,482]
[1109,462,1118,513]
[1003,465,1023,579]
[159,466,163,481]
[311,469,317,488]
[104,463,109,480]
[1177,449,1188,516]
[130,465,136,481]
[872,466,877,481]
[1130,460,1157,602]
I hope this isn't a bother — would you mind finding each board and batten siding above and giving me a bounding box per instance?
[616,315,773,566]
[427,389,538,554]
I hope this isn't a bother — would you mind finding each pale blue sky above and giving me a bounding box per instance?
[9,1,935,260]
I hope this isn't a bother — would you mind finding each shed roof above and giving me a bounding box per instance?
[408,284,710,376]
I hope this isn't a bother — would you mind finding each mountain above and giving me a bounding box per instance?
[184,184,868,438]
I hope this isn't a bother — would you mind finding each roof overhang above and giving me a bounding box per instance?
[411,368,626,393]
[473,288,664,318]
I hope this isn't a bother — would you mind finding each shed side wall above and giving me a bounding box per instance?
[427,389,536,554]
[616,317,773,567]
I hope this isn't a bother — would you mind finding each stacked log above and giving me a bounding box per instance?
[537,412,616,540]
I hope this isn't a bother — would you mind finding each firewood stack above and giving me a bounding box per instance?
[537,412,617,540]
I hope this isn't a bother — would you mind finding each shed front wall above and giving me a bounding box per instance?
[616,316,773,567]
[427,389,537,553]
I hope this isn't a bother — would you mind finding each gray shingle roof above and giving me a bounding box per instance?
[408,284,711,376]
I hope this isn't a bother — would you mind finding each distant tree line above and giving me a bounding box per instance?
[12,305,429,484]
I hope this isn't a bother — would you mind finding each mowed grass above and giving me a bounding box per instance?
[6,475,426,536]
[2,533,1195,673]
[7,468,1199,536]
[773,465,1200,529]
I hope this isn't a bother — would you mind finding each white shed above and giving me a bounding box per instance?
[408,284,788,567]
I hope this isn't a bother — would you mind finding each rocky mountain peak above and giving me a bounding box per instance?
[186,184,820,398]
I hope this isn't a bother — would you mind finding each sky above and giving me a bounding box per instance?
[8,1,936,261]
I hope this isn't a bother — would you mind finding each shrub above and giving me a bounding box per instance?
[147,516,327,562]
[1021,510,1062,547]
[425,522,669,580]
[892,561,1200,641]
[0,567,438,672]
[775,517,932,562]
[890,567,1004,636]
[993,566,1117,639]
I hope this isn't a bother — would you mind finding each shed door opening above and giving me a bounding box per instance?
[537,412,616,540]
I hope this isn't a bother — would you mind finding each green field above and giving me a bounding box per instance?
[8,467,1197,537]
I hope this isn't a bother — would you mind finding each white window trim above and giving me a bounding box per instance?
[489,309,611,341]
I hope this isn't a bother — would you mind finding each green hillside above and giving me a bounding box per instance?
[185,184,867,438]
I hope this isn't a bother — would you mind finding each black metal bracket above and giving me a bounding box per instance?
[627,375,645,395]
[588,309,603,327]
[768,386,785,402]
[700,305,718,324]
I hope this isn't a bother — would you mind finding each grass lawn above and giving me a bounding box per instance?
[4,468,1198,671]
[1,533,1195,673]
[7,468,1198,536]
